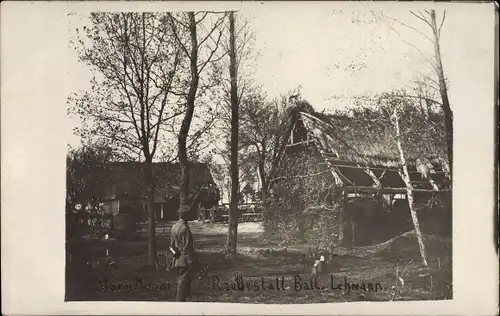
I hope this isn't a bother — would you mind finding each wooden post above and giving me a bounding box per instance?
[351,218,356,247]
[427,176,440,191]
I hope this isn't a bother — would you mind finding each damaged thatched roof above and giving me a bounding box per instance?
[286,110,451,192]
[299,111,449,170]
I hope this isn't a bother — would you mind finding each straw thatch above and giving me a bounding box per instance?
[299,111,448,170]
[285,111,451,191]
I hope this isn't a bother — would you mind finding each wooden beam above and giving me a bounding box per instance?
[323,157,448,174]
[320,152,344,188]
[360,164,382,188]
[289,121,296,144]
[410,180,432,184]
[321,160,401,172]
[285,140,313,148]
[427,175,440,191]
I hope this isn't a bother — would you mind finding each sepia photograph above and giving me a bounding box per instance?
[1,1,497,315]
[65,7,454,303]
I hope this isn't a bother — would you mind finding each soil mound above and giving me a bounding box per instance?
[331,230,451,260]
[373,230,451,261]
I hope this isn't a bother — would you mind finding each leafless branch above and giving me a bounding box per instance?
[197,12,228,49]
[413,10,434,29]
[389,15,433,43]
[168,13,190,29]
[167,13,192,60]
[438,10,446,38]
[198,32,226,75]
[196,10,233,15]
[195,12,209,25]
[401,39,439,75]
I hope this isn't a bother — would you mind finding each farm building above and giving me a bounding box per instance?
[274,109,452,247]
[97,162,220,221]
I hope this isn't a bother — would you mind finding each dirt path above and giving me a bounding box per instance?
[69,221,452,303]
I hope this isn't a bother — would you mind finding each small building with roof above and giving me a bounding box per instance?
[97,162,220,221]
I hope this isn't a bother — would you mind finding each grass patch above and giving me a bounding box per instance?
[67,222,452,303]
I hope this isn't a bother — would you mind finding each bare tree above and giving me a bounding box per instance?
[198,11,258,255]
[411,10,452,176]
[239,89,307,200]
[168,11,228,210]
[211,11,259,164]
[385,9,453,176]
[226,11,240,256]
[69,12,185,266]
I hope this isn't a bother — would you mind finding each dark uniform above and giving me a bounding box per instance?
[170,206,198,301]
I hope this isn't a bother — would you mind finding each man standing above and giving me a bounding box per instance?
[170,205,198,301]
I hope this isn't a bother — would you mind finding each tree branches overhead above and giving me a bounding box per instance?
[167,11,229,76]
[68,11,233,265]
[69,12,187,162]
[69,12,232,164]
[377,9,453,175]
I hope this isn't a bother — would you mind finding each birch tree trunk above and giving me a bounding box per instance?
[226,11,240,256]
[392,108,428,266]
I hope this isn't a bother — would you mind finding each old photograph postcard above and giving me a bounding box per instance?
[1,1,498,315]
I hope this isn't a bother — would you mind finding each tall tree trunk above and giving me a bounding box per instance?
[430,10,453,177]
[143,160,156,266]
[259,168,272,237]
[393,109,428,266]
[226,11,239,256]
[178,12,199,209]
[258,156,267,198]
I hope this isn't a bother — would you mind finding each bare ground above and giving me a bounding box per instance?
[67,221,452,303]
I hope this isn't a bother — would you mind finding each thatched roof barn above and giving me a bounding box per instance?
[285,111,452,194]
[279,109,452,246]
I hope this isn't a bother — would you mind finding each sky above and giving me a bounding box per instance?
[66,3,494,150]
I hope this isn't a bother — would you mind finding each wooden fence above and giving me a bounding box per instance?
[200,202,263,223]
